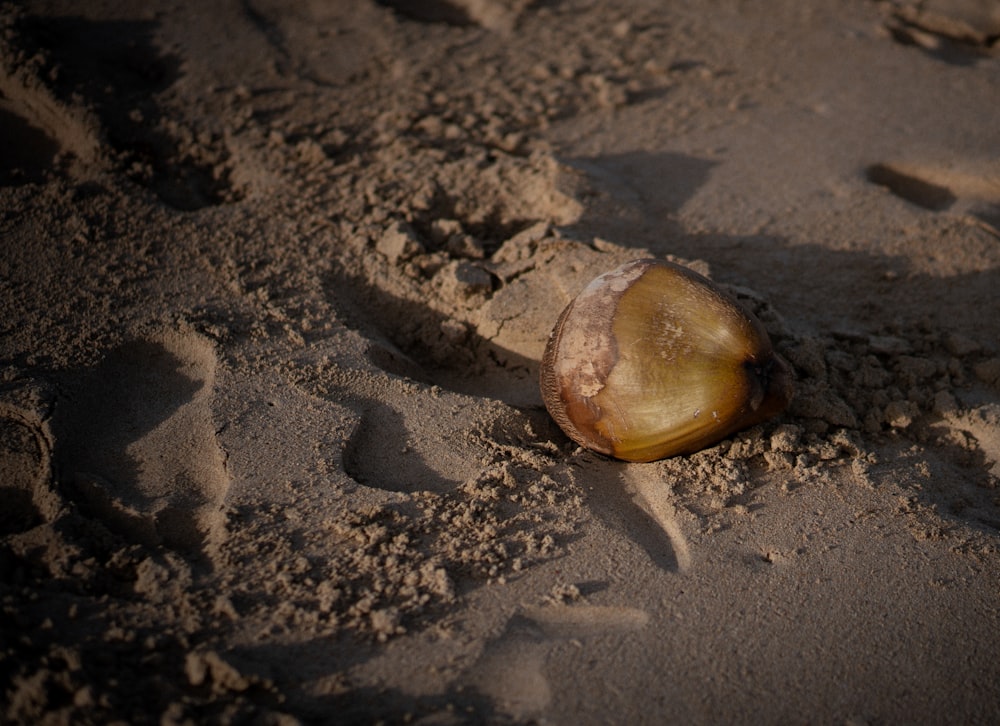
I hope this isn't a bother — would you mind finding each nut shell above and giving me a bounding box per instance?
[540,258,793,462]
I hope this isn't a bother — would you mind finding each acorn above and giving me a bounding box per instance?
[539,258,793,462]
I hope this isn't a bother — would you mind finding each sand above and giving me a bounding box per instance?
[2,0,1000,723]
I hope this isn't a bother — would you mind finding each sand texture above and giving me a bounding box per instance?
[2,0,1000,723]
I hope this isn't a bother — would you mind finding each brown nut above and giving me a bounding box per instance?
[540,258,793,462]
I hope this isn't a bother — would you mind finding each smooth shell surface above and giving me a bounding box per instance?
[540,258,793,462]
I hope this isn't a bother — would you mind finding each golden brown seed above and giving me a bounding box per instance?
[539,258,793,462]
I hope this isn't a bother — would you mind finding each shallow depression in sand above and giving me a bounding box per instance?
[51,332,229,561]
[0,93,60,185]
[0,414,48,535]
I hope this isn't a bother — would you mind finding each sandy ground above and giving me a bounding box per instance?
[2,0,1000,723]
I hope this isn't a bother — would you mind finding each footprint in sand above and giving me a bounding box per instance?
[457,462,687,719]
[0,406,53,536]
[0,95,60,185]
[0,64,101,182]
[339,378,485,495]
[866,161,1000,236]
[881,2,1000,64]
[51,331,229,562]
[374,0,529,31]
[466,604,649,720]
